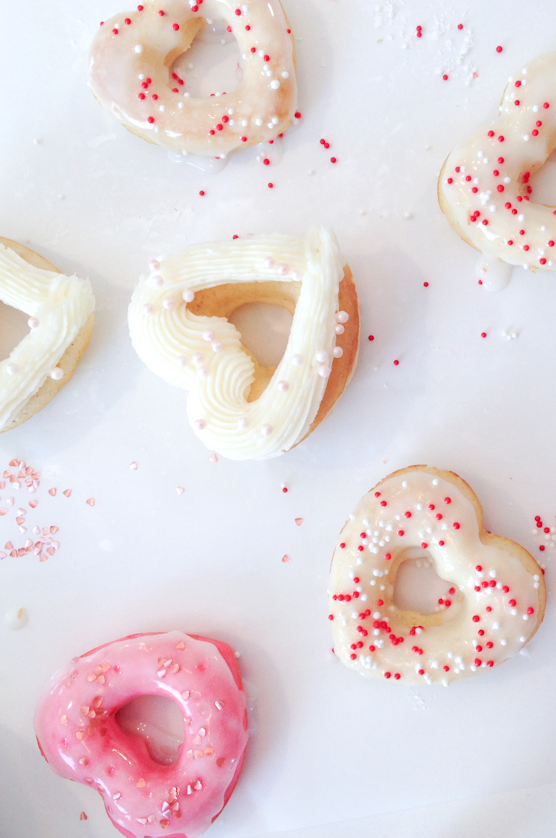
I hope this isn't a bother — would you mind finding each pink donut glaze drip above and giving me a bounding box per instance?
[34,631,248,838]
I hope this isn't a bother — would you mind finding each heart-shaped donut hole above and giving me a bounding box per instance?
[0,301,29,362]
[393,547,460,619]
[187,280,299,402]
[116,694,185,766]
[171,19,243,99]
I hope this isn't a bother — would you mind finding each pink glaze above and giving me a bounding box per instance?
[34,631,248,838]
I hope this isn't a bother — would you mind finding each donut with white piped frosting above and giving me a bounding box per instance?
[129,227,359,460]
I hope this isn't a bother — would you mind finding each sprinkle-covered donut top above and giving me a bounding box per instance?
[439,52,556,271]
[329,467,545,686]
[88,0,297,156]
[0,242,94,431]
[34,631,248,838]
[129,227,350,460]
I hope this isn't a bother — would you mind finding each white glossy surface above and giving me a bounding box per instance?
[0,1,555,837]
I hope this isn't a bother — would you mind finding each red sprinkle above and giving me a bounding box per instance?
[496,45,503,53]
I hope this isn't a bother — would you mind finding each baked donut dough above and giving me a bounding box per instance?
[439,53,556,271]
[129,228,359,460]
[88,0,297,157]
[329,466,546,685]
[0,238,95,433]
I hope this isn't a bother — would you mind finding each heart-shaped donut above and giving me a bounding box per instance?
[88,0,297,156]
[439,53,556,272]
[329,466,546,685]
[34,631,248,838]
[129,227,359,459]
[0,237,95,433]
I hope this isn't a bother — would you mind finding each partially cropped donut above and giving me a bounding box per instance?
[129,227,359,460]
[0,237,95,433]
[439,52,556,272]
[329,466,546,685]
[34,631,248,838]
[88,0,297,156]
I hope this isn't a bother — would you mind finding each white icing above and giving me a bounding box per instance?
[88,0,297,156]
[129,228,345,460]
[0,244,95,430]
[440,53,556,271]
[475,255,513,291]
[329,469,542,685]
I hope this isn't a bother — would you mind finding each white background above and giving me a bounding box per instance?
[0,1,555,836]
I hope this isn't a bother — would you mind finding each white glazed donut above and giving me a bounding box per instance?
[329,466,546,685]
[34,631,248,838]
[439,52,556,273]
[88,0,297,156]
[128,227,359,460]
[0,238,95,433]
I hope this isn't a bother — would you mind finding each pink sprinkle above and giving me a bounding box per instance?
[295,518,304,526]
[176,487,185,495]
[282,554,291,563]
[86,498,95,507]
[209,454,218,463]
[63,489,72,497]
[29,500,38,508]
[48,488,57,496]
[130,462,138,470]
[80,813,88,821]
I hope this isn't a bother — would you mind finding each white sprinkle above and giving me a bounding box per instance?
[277,380,289,392]
[270,79,280,89]
[333,346,343,358]
[194,420,206,431]
[183,290,195,303]
[524,135,530,141]
[6,364,19,375]
[202,330,215,342]
[134,44,143,54]
[28,317,40,329]
[211,341,223,353]
[292,354,303,366]
[261,423,273,436]
[50,367,64,381]
[162,298,174,310]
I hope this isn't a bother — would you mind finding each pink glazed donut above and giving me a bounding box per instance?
[34,631,248,838]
